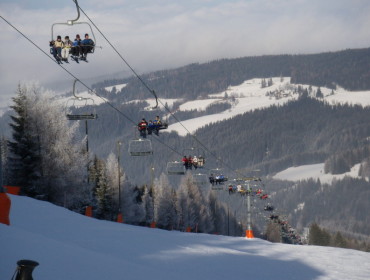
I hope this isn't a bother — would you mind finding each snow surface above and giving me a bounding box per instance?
[105,83,127,93]
[1,195,369,280]
[126,98,179,111]
[273,163,363,184]
[166,77,370,136]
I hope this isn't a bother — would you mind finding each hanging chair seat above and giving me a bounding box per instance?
[167,161,186,175]
[129,139,153,156]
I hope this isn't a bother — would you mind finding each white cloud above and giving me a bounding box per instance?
[1,0,370,105]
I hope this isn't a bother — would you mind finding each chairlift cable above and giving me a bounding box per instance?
[1,13,246,180]
[1,14,182,158]
[76,4,159,108]
[72,4,248,178]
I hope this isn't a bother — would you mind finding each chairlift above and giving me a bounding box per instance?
[66,79,98,120]
[50,0,97,62]
[128,138,153,156]
[182,147,205,168]
[192,173,209,186]
[209,168,228,184]
[166,161,186,175]
[139,108,168,134]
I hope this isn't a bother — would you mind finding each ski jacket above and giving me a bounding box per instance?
[51,40,64,48]
[72,39,81,47]
[63,39,73,49]
[81,38,95,46]
[138,121,148,131]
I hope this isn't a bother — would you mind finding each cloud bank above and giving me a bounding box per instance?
[1,0,370,104]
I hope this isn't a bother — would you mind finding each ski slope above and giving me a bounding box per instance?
[1,195,369,280]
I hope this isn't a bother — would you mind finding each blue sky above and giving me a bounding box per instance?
[1,0,370,104]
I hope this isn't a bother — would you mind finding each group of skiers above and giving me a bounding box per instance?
[49,33,95,63]
[209,173,227,185]
[138,116,166,138]
[227,185,269,199]
[182,155,205,170]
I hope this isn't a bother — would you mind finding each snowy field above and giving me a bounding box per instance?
[165,78,370,136]
[1,195,369,280]
[273,163,363,184]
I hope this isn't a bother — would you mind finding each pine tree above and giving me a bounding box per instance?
[142,185,154,225]
[7,84,42,196]
[333,232,347,248]
[7,83,91,209]
[92,157,113,220]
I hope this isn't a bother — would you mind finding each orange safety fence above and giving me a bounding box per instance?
[4,186,20,195]
[117,212,123,223]
[0,192,11,225]
[245,229,254,239]
[85,206,93,217]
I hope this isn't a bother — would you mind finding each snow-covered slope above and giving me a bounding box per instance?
[1,195,369,280]
[165,77,370,136]
[272,163,364,184]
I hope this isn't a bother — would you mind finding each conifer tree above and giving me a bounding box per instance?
[7,83,91,209]
[142,185,154,225]
[7,84,41,196]
[153,173,178,230]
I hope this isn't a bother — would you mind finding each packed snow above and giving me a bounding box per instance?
[273,163,363,184]
[1,195,369,280]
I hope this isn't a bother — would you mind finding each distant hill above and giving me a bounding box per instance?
[92,47,370,102]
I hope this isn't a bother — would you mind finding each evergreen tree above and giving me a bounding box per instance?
[153,173,178,230]
[7,84,41,196]
[333,232,347,248]
[316,87,324,98]
[176,173,212,232]
[105,152,120,216]
[91,156,113,220]
[142,185,154,225]
[7,84,91,209]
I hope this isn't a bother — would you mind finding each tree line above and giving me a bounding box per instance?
[92,47,370,103]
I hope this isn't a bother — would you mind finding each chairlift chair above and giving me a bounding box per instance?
[66,79,98,120]
[50,0,97,59]
[128,138,153,156]
[192,173,209,186]
[183,147,205,168]
[166,161,186,175]
[209,168,228,184]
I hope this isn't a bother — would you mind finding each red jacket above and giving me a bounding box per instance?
[138,121,148,131]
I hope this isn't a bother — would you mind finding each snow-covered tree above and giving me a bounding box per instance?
[153,173,178,230]
[142,185,154,225]
[7,83,91,209]
[176,173,212,232]
[105,152,120,215]
[121,183,145,224]
[90,156,114,220]
[7,84,41,196]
